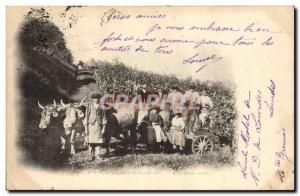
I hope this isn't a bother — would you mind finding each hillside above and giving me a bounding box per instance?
[17,8,83,168]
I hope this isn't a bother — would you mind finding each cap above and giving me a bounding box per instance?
[91,93,101,99]
[173,112,183,117]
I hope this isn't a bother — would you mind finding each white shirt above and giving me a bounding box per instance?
[93,102,100,110]
[199,95,213,108]
[171,117,185,130]
[167,91,183,112]
[183,90,201,104]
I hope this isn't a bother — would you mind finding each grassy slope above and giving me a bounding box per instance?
[65,145,235,173]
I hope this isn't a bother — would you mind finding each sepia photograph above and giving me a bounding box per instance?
[6,5,294,190]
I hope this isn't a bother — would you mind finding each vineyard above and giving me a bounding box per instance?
[91,60,237,143]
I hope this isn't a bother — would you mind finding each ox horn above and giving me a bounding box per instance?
[60,99,66,107]
[38,100,44,109]
[53,99,57,107]
[79,97,86,106]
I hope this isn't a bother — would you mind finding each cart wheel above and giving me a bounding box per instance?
[192,135,214,154]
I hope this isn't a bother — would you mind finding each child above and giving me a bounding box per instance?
[170,112,186,152]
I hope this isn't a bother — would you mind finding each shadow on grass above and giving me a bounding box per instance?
[65,144,235,173]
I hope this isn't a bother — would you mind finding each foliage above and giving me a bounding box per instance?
[20,8,74,63]
[90,60,236,139]
[17,8,78,168]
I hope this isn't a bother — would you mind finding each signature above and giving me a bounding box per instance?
[276,170,285,183]
[264,79,275,118]
[238,150,248,179]
[238,93,252,180]
[239,89,263,187]
[182,53,223,72]
[274,128,292,183]
[241,114,250,146]
[250,166,260,186]
[249,90,263,186]
[251,90,262,134]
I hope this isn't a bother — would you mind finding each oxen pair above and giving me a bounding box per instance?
[38,98,87,155]
[37,98,141,157]
[37,98,186,157]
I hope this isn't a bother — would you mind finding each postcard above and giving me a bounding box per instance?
[6,6,294,190]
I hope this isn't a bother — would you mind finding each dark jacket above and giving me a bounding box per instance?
[142,113,164,128]
[138,88,149,103]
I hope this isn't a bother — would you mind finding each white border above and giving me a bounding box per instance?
[0,0,297,6]
[1,0,298,195]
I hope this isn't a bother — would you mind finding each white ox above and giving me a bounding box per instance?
[59,97,86,155]
[38,100,60,129]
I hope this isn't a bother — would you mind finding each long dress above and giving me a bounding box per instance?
[142,113,164,144]
[159,110,172,132]
[170,117,186,147]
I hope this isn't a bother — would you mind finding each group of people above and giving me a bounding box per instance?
[140,84,214,152]
[139,104,187,153]
[81,84,214,160]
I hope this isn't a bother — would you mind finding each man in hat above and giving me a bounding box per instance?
[183,84,201,106]
[84,93,107,160]
[167,85,184,113]
[147,85,160,105]
[198,90,214,127]
[137,83,150,103]
[181,84,201,134]
[199,90,213,109]
[156,85,169,104]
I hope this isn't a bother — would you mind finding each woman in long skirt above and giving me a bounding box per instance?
[170,112,186,152]
[141,105,166,152]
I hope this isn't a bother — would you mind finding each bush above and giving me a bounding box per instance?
[20,8,74,64]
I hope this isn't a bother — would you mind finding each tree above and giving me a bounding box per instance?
[20,8,74,64]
